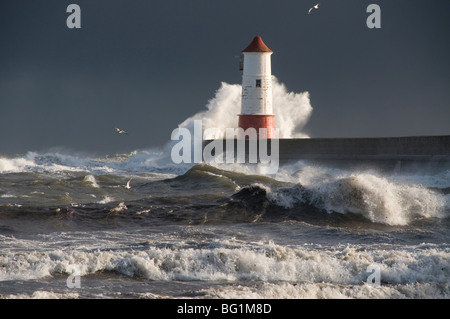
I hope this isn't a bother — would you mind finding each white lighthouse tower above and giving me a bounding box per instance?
[238,36,275,138]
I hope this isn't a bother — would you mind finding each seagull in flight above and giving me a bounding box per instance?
[125,178,132,189]
[308,3,320,14]
[115,127,128,135]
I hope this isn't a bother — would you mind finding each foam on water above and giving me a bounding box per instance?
[83,175,100,188]
[1,233,448,292]
[0,154,37,173]
[392,169,450,189]
[97,196,115,204]
[201,281,449,299]
[0,152,102,174]
[1,291,79,299]
[263,164,449,226]
[0,149,184,176]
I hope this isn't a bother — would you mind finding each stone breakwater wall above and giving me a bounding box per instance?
[203,135,450,172]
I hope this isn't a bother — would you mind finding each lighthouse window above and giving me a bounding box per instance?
[255,79,262,88]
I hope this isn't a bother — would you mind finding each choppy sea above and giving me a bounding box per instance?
[0,149,449,300]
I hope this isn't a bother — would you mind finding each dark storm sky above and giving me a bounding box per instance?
[1,0,449,155]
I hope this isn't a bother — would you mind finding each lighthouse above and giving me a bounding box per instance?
[238,36,275,139]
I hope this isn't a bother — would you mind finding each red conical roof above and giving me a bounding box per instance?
[242,36,273,53]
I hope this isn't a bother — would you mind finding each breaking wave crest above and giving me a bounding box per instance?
[168,164,449,226]
[0,149,185,176]
[1,234,448,298]
[231,177,448,226]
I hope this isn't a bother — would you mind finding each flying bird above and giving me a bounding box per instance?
[308,3,320,14]
[125,178,132,189]
[115,127,128,135]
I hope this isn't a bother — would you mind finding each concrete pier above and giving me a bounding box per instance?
[203,135,450,172]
